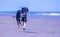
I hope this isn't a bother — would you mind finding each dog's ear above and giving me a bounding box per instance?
[22,7,28,11]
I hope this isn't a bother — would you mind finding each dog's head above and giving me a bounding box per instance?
[21,7,28,13]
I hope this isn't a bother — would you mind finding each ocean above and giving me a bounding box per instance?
[0,11,60,16]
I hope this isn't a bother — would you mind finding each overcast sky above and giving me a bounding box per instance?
[0,0,60,12]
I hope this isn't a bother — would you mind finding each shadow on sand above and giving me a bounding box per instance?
[23,30,38,33]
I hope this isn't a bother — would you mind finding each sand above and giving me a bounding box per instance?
[0,14,60,37]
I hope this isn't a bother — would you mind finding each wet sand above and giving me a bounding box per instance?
[0,15,60,37]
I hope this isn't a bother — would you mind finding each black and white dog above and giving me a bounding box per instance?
[16,7,28,31]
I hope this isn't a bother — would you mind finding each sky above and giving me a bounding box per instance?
[0,0,60,12]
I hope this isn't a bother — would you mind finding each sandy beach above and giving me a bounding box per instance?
[0,14,60,37]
